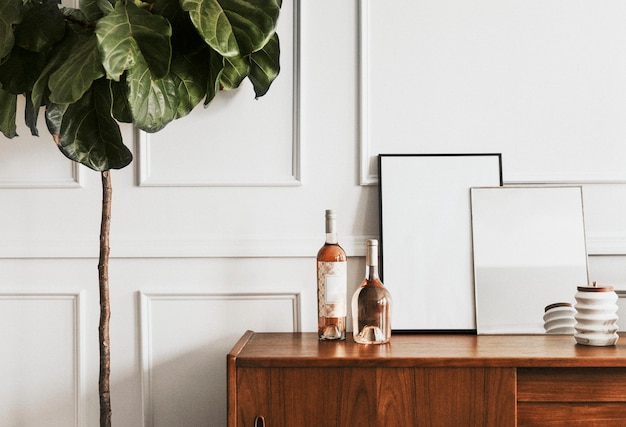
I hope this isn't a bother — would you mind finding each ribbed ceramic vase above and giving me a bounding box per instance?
[574,284,619,346]
[543,302,576,335]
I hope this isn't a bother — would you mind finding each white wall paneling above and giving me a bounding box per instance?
[0,292,85,427]
[3,1,626,426]
[358,0,376,186]
[137,0,301,187]
[0,0,82,189]
[580,184,626,256]
[0,99,83,189]
[360,0,626,254]
[138,291,300,427]
[0,153,83,188]
[586,233,626,256]
[360,0,626,185]
[109,233,370,259]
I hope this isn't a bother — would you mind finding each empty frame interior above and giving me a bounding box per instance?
[379,154,502,331]
[471,186,589,334]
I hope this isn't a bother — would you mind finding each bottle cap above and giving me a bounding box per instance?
[577,285,614,292]
[325,210,338,237]
[544,302,572,312]
[577,281,614,292]
[366,239,378,266]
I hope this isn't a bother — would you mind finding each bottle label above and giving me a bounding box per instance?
[318,261,347,317]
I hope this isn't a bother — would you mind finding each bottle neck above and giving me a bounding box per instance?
[325,216,338,244]
[365,241,380,280]
[366,264,380,281]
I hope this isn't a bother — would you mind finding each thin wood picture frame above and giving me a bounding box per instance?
[470,186,590,334]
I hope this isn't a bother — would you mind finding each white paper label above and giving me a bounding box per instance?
[318,261,347,317]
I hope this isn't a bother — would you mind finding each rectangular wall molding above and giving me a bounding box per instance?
[0,232,373,259]
[359,0,626,185]
[111,234,371,258]
[136,128,301,187]
[0,234,624,258]
[586,233,626,256]
[136,0,301,188]
[138,291,301,426]
[0,161,83,189]
[0,291,85,427]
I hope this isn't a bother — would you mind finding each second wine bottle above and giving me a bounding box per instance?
[352,239,392,344]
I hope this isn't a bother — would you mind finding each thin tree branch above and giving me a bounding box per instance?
[99,170,112,427]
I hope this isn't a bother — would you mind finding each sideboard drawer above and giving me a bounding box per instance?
[518,403,626,427]
[517,368,626,426]
[234,366,515,427]
[518,368,626,402]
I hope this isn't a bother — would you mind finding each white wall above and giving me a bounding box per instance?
[1,1,626,426]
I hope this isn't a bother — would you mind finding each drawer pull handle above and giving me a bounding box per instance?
[254,415,265,427]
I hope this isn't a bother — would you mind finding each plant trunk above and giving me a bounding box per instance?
[99,170,112,427]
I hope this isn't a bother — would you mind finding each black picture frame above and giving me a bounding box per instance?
[378,153,502,333]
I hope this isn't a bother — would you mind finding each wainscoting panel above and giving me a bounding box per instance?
[0,97,83,189]
[139,292,300,427]
[0,292,85,427]
[1,0,82,190]
[359,0,626,184]
[137,0,300,188]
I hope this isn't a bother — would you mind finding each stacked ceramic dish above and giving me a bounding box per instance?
[543,302,576,334]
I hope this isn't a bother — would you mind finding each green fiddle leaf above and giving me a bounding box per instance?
[28,26,83,138]
[14,0,65,53]
[0,46,46,94]
[96,0,115,15]
[31,25,80,115]
[180,0,281,57]
[79,0,106,21]
[49,34,105,104]
[170,51,209,118]
[153,0,186,26]
[153,0,206,53]
[47,78,132,171]
[95,1,172,81]
[220,54,249,90]
[0,88,18,138]
[110,77,132,123]
[62,6,90,24]
[24,92,39,136]
[151,0,207,56]
[127,55,177,132]
[0,0,22,61]
[249,32,280,98]
[204,48,224,106]
[44,101,68,136]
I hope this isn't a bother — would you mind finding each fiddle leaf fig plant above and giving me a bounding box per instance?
[1,0,281,166]
[0,0,281,425]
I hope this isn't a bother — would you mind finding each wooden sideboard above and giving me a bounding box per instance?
[227,331,626,427]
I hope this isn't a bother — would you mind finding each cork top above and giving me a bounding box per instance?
[577,281,614,292]
[544,302,573,312]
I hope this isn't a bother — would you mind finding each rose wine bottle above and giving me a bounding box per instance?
[352,239,392,344]
[317,209,347,340]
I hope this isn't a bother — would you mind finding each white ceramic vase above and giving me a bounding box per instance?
[574,284,619,346]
